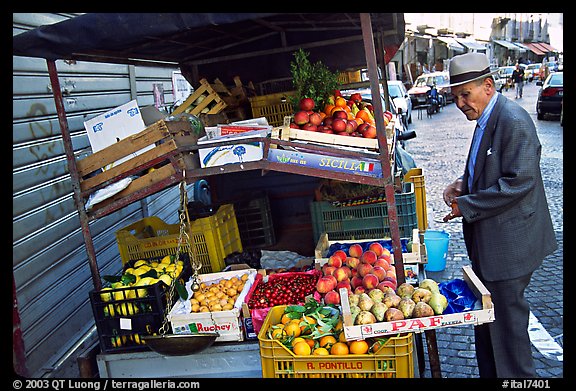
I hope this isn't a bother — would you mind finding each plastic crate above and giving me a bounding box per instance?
[115,204,242,274]
[310,182,418,242]
[249,91,296,127]
[89,260,191,354]
[233,194,276,249]
[404,168,428,232]
[258,305,414,378]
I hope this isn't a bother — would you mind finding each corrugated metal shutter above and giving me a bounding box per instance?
[13,13,182,377]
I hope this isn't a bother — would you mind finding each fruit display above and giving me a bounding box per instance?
[247,271,320,310]
[289,92,394,139]
[265,298,391,356]
[188,273,250,313]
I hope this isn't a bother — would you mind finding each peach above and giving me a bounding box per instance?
[386,268,397,278]
[333,250,348,263]
[356,262,374,277]
[360,250,378,265]
[362,273,379,290]
[336,280,352,295]
[372,266,387,282]
[348,244,363,258]
[322,264,336,276]
[316,276,337,294]
[350,275,364,289]
[381,248,392,258]
[368,242,385,257]
[333,266,352,282]
[325,274,338,288]
[379,280,397,291]
[376,282,395,295]
[354,286,366,294]
[346,256,360,269]
[327,255,343,268]
[324,290,340,305]
[374,258,390,271]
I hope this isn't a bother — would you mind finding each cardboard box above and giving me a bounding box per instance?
[167,269,257,342]
[268,147,384,178]
[339,265,495,341]
[197,129,268,168]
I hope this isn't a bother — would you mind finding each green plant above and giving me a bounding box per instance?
[290,49,340,111]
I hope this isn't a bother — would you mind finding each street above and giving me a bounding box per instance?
[403,80,564,378]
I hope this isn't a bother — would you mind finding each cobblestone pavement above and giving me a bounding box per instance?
[403,81,563,379]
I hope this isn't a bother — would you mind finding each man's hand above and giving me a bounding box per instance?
[443,178,463,207]
[443,201,462,222]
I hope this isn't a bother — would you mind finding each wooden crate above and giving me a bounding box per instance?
[76,119,200,217]
[172,78,227,116]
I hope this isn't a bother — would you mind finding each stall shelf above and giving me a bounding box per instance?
[13,12,442,378]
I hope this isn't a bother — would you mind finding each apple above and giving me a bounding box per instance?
[362,124,377,139]
[299,97,315,111]
[294,111,309,125]
[356,122,369,134]
[348,244,363,258]
[320,129,334,134]
[327,255,343,268]
[356,262,374,277]
[302,123,317,131]
[372,266,387,281]
[308,112,323,126]
[289,122,300,129]
[323,117,333,127]
[324,290,340,305]
[335,131,349,136]
[350,93,362,103]
[322,264,336,276]
[332,118,347,132]
[333,89,342,97]
[333,266,352,282]
[332,250,348,263]
[332,110,348,120]
[362,273,379,290]
[316,276,336,294]
[346,256,360,269]
[360,250,378,265]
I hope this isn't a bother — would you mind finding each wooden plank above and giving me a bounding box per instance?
[80,139,178,193]
[76,121,170,176]
[462,265,493,310]
[171,82,210,115]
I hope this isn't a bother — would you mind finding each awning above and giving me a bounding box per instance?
[494,40,522,51]
[533,42,557,53]
[437,36,465,52]
[524,42,547,56]
[455,38,486,51]
[511,42,527,52]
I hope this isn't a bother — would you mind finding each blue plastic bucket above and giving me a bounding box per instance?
[424,230,450,272]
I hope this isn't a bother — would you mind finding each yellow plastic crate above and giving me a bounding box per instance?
[115,204,242,274]
[257,305,414,378]
[249,91,296,127]
[404,168,428,232]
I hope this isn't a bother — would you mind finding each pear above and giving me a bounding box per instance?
[348,293,360,307]
[349,304,361,324]
[355,310,377,325]
[383,292,401,308]
[413,301,435,318]
[398,297,416,319]
[384,307,405,322]
[396,282,415,298]
[358,293,375,311]
[412,287,432,303]
[419,279,440,294]
[428,292,448,315]
[370,302,389,322]
[368,288,385,303]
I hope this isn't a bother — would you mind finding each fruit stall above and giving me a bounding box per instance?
[13,13,495,379]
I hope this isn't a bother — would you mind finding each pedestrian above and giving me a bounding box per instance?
[442,52,557,378]
[511,63,525,98]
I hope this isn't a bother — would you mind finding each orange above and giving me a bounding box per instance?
[299,315,317,335]
[323,104,335,116]
[283,322,301,337]
[338,331,347,343]
[270,327,286,340]
[347,111,356,120]
[342,104,351,113]
[330,106,345,116]
[355,110,371,122]
[312,347,330,356]
[335,96,347,107]
[291,337,306,346]
[330,342,350,355]
[319,112,327,121]
[304,338,316,348]
[281,313,293,325]
[319,335,337,348]
[293,341,311,356]
[355,117,364,125]
[349,340,370,354]
[334,319,343,333]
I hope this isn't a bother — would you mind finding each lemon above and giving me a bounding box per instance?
[100,287,113,302]
[124,267,136,275]
[160,255,172,265]
[131,334,142,344]
[158,274,173,287]
[150,261,159,268]
[133,266,151,276]
[117,302,139,316]
[103,304,116,317]
[134,260,148,268]
[113,290,126,301]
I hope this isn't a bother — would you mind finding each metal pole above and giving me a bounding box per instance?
[47,59,102,291]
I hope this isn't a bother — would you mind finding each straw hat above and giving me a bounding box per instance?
[447,52,498,87]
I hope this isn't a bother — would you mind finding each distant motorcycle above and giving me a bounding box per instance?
[426,84,440,116]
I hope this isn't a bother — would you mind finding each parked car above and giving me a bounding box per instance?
[536,71,563,120]
[525,63,542,82]
[498,66,515,91]
[492,72,506,93]
[387,80,412,126]
[407,71,452,108]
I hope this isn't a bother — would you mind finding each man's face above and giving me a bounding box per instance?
[451,78,493,121]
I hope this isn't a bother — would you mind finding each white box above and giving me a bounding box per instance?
[197,129,268,168]
[83,100,154,169]
[168,269,257,342]
[339,265,495,341]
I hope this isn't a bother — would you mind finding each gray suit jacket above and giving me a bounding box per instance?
[458,93,557,282]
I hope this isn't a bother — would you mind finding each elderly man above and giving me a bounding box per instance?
[442,52,557,378]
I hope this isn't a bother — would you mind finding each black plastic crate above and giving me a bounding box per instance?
[233,194,276,249]
[89,256,191,354]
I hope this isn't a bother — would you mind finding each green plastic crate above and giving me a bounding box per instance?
[310,182,418,242]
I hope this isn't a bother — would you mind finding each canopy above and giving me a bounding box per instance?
[524,42,547,56]
[455,38,486,51]
[13,13,405,85]
[437,36,465,53]
[494,39,523,51]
